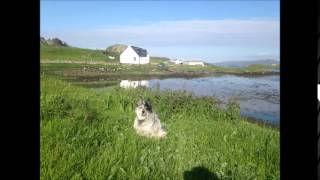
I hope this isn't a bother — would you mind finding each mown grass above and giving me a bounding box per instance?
[41,76,279,180]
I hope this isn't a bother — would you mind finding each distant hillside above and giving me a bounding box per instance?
[40,37,110,62]
[212,59,279,67]
[150,56,170,64]
[40,37,69,47]
[41,39,172,64]
[105,44,128,55]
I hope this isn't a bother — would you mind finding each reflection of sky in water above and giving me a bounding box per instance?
[147,75,279,124]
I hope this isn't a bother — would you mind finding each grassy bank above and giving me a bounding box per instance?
[40,76,279,179]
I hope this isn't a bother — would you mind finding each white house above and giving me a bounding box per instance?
[183,61,205,66]
[120,46,149,64]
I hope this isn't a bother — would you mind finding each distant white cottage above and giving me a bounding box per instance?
[183,61,205,66]
[170,59,183,65]
[120,46,150,64]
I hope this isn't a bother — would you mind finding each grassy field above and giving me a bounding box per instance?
[41,44,170,65]
[40,44,112,63]
[41,44,279,79]
[40,76,279,180]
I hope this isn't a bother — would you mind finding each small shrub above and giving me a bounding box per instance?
[41,93,72,120]
[157,63,169,71]
[226,98,240,121]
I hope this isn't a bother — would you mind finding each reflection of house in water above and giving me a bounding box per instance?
[120,80,149,88]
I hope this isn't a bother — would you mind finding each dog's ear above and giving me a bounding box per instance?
[137,99,145,106]
[146,98,152,104]
[145,99,152,112]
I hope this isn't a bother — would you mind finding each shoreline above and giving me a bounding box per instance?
[44,70,279,82]
[244,116,279,130]
[72,81,280,130]
[41,62,280,78]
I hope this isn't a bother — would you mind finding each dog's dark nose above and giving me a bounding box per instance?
[142,110,145,114]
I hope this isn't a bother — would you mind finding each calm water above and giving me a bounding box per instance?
[118,75,279,125]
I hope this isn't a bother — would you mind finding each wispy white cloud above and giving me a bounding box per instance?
[41,19,279,61]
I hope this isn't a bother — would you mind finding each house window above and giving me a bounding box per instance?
[134,57,136,61]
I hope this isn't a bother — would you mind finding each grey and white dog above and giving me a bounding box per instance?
[134,100,167,138]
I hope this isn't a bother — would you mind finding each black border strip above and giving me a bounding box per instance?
[281,0,318,179]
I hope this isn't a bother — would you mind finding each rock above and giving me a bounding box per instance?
[40,37,69,47]
[105,44,127,55]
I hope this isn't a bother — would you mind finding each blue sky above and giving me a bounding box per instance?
[41,1,279,63]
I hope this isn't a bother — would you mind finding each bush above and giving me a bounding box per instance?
[40,93,72,120]
[157,62,169,71]
[226,98,240,121]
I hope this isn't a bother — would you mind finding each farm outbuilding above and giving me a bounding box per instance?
[170,59,183,65]
[183,61,205,66]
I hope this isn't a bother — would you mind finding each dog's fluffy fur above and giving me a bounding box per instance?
[134,100,166,138]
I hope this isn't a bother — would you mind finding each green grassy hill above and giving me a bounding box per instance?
[40,39,208,72]
[40,46,111,62]
[41,42,169,64]
[40,38,122,63]
[40,44,114,63]
[41,76,279,180]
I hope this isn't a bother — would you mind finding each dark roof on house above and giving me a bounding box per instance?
[131,46,148,57]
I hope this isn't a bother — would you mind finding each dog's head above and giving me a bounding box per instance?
[135,99,152,120]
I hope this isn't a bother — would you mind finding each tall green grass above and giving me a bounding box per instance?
[41,77,279,180]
